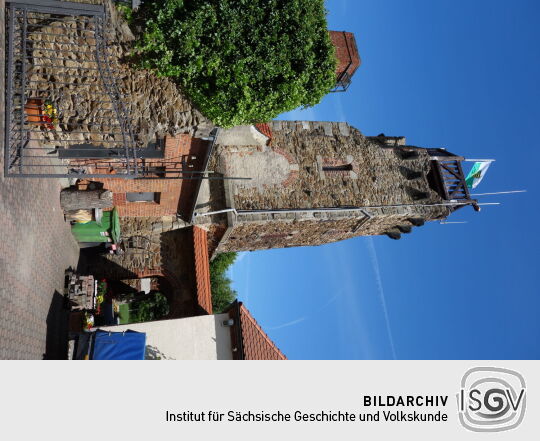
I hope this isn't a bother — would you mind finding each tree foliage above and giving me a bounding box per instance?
[133,0,337,127]
[209,252,238,313]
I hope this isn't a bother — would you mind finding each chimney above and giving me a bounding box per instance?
[328,31,361,92]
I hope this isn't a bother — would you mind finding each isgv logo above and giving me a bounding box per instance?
[457,367,526,432]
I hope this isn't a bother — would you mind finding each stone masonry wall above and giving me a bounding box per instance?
[89,227,201,318]
[217,121,447,211]
[217,204,448,253]
[212,121,451,253]
[23,0,214,155]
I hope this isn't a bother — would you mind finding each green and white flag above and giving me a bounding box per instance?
[465,161,491,189]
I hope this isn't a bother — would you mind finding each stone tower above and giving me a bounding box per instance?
[195,121,476,254]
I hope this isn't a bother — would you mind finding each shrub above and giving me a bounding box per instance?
[209,252,238,313]
[133,0,336,127]
[129,292,169,323]
[115,3,133,24]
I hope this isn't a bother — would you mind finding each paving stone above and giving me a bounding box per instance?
[0,142,80,359]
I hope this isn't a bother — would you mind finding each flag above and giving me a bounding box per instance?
[465,161,491,189]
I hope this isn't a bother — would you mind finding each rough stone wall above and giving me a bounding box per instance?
[216,121,445,211]
[92,216,188,280]
[217,206,447,253]
[211,121,451,253]
[23,0,214,155]
[94,226,201,318]
[207,223,228,257]
[103,1,214,140]
[219,217,364,252]
[118,216,164,238]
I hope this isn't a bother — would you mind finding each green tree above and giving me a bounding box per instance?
[133,0,337,127]
[209,252,238,313]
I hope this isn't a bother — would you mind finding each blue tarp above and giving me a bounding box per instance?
[92,330,146,360]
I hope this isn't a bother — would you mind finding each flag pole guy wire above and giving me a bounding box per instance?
[471,190,527,196]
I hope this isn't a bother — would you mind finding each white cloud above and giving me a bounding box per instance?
[365,237,397,359]
[267,316,308,331]
[332,95,348,122]
[266,292,338,331]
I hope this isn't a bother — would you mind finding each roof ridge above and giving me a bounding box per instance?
[193,226,212,315]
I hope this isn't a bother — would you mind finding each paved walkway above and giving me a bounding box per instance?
[0,0,79,359]
[1,0,79,358]
[0,147,80,359]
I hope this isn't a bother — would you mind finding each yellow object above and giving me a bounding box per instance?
[71,209,93,223]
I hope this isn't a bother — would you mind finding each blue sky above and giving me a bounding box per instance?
[229,0,540,359]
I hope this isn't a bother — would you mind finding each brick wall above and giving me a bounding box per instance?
[329,31,361,81]
[84,135,210,217]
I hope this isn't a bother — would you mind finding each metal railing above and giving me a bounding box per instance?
[434,159,471,201]
[4,0,140,178]
[331,71,352,93]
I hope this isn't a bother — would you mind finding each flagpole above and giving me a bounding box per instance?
[464,159,496,162]
[471,190,526,196]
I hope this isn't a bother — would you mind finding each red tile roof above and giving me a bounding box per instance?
[193,226,212,315]
[237,302,287,360]
[254,123,272,143]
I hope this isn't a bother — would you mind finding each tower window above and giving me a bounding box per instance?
[322,163,353,172]
[317,155,357,179]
